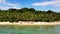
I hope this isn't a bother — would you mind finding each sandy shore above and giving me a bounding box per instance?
[0,21,60,25]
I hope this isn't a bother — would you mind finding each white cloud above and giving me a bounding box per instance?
[0,0,6,3]
[0,6,21,10]
[0,6,10,10]
[32,0,60,6]
[0,0,20,10]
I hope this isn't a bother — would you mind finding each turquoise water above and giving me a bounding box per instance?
[0,25,60,34]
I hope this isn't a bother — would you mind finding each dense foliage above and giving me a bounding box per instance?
[0,8,60,22]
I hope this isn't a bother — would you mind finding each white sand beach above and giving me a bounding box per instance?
[0,21,60,25]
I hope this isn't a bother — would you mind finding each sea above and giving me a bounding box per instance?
[0,25,60,34]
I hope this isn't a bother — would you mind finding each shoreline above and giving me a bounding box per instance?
[0,21,60,25]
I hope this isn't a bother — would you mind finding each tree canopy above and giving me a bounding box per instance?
[0,8,60,22]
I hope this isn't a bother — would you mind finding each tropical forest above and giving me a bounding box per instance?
[0,8,60,22]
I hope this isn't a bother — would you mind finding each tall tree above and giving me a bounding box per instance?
[47,10,54,13]
[29,8,35,11]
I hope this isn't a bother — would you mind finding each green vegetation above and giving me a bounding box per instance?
[0,8,60,22]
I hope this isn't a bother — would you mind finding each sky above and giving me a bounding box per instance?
[0,0,60,12]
